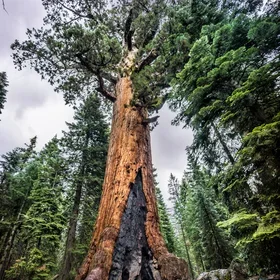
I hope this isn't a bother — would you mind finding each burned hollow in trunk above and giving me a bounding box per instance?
[109,170,161,280]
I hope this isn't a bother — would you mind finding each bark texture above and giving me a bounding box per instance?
[109,170,161,280]
[76,76,188,280]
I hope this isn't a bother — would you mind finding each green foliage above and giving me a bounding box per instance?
[11,0,172,108]
[6,248,51,280]
[0,72,8,116]
[59,94,109,278]
[218,210,259,241]
[18,138,67,276]
[171,0,280,273]
[219,210,280,245]
[0,137,37,246]
[0,94,109,279]
[177,168,234,272]
[253,211,280,241]
[156,187,177,253]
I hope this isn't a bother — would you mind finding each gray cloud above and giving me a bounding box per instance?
[0,0,73,156]
[8,70,50,119]
[0,117,24,155]
[151,106,193,204]
[0,0,45,57]
[0,0,51,118]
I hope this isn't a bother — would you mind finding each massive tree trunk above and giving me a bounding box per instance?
[76,74,188,280]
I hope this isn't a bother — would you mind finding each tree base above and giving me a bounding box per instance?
[78,170,189,280]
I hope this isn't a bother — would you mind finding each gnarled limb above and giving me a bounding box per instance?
[136,49,158,72]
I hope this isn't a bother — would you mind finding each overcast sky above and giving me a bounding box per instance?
[0,0,193,204]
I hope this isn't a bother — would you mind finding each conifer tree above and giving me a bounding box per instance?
[59,95,109,280]
[168,174,195,279]
[188,171,232,270]
[169,168,234,274]
[5,137,67,280]
[155,187,176,254]
[0,137,37,280]
[171,0,280,273]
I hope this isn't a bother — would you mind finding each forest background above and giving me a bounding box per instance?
[0,0,279,279]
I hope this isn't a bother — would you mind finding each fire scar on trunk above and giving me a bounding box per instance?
[109,169,161,280]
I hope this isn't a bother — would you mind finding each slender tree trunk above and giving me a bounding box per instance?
[76,75,188,280]
[59,184,82,280]
[59,137,89,280]
[0,199,26,280]
[211,122,235,164]
[0,229,10,256]
[201,199,228,268]
[198,253,205,272]
[180,225,194,280]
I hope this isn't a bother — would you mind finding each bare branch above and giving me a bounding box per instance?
[96,73,116,102]
[100,71,117,85]
[75,51,117,83]
[136,49,158,72]
[75,52,117,102]
[137,1,150,13]
[142,115,160,124]
[95,87,116,102]
[57,0,94,20]
[2,0,8,13]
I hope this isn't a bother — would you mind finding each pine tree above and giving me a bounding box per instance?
[11,0,190,278]
[5,137,67,280]
[0,137,37,280]
[169,167,234,275]
[171,0,280,273]
[155,187,176,254]
[168,174,195,279]
[59,94,109,280]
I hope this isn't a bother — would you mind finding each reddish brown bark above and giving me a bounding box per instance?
[75,75,188,280]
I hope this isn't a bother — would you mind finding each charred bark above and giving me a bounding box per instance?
[76,72,189,280]
[109,170,161,280]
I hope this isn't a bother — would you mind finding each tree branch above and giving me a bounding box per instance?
[58,0,94,20]
[75,53,117,102]
[100,71,117,85]
[2,0,8,13]
[124,9,134,50]
[136,49,158,72]
[142,115,160,124]
[75,48,117,82]
[96,73,116,102]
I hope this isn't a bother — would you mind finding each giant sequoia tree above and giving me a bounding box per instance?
[12,0,189,279]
